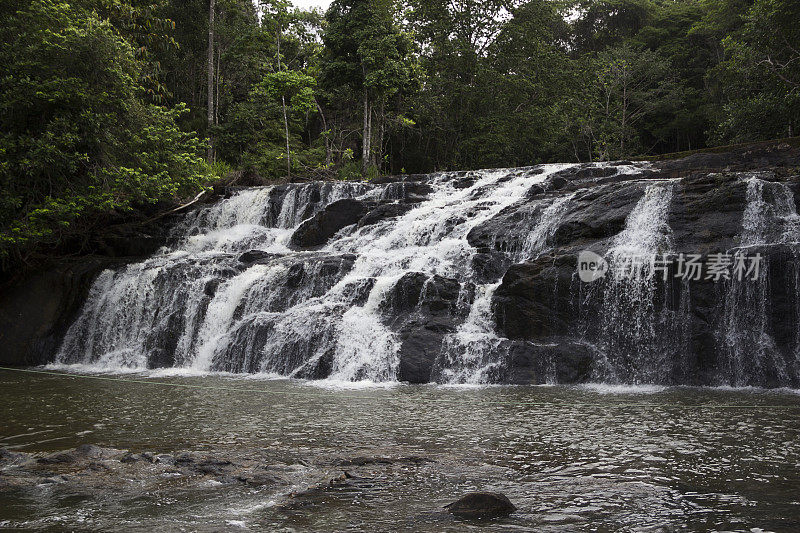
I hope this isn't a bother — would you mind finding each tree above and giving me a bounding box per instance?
[0,0,209,262]
[322,0,419,176]
[591,44,678,159]
[208,0,216,161]
[214,3,325,179]
[262,0,297,177]
[711,0,800,142]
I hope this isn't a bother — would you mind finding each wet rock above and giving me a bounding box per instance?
[120,452,140,464]
[654,142,800,176]
[499,339,594,384]
[377,180,434,202]
[339,278,376,307]
[0,448,32,466]
[238,250,281,264]
[35,445,117,466]
[445,492,516,519]
[471,252,511,283]
[87,461,114,472]
[290,199,370,248]
[194,458,234,476]
[550,183,645,248]
[358,202,414,228]
[381,272,428,313]
[236,471,282,487]
[0,259,118,366]
[668,174,747,254]
[397,317,457,383]
[494,253,577,340]
[421,275,462,313]
[39,475,69,485]
[383,273,466,383]
[75,444,108,458]
[174,453,195,465]
[37,452,78,465]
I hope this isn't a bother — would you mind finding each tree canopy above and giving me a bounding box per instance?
[2,0,799,264]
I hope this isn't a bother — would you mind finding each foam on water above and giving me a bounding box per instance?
[577,383,667,395]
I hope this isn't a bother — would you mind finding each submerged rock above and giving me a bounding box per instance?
[445,492,517,519]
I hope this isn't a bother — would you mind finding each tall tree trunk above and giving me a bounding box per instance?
[316,100,331,167]
[620,82,627,156]
[282,95,291,178]
[207,0,215,163]
[277,28,290,178]
[215,47,220,125]
[362,90,371,176]
[375,102,385,172]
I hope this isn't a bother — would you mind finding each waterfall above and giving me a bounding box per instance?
[717,176,800,386]
[582,183,680,384]
[51,166,800,387]
[740,175,800,246]
[433,193,576,384]
[56,183,371,372]
[516,193,575,262]
[56,166,573,381]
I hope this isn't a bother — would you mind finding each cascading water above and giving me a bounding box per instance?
[56,166,573,381]
[432,193,577,384]
[56,183,371,372]
[717,176,800,386]
[51,163,800,387]
[581,183,684,384]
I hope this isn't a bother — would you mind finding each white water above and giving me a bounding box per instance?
[516,193,576,262]
[718,176,800,386]
[587,183,678,384]
[56,166,574,382]
[52,168,800,387]
[740,176,800,246]
[433,191,578,383]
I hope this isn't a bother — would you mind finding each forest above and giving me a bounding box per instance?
[1,0,799,265]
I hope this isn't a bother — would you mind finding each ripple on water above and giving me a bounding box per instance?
[0,371,799,531]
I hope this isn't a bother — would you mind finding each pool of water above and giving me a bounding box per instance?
[1,368,800,531]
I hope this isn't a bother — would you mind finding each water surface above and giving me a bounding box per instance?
[1,369,799,531]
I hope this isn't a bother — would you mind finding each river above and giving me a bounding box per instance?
[1,369,799,531]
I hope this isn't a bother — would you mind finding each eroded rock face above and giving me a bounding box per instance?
[489,147,800,386]
[377,272,471,383]
[0,259,117,366]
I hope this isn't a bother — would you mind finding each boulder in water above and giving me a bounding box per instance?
[357,202,413,228]
[445,492,516,519]
[290,198,369,248]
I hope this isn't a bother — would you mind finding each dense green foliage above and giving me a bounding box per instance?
[0,0,211,261]
[2,0,799,263]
